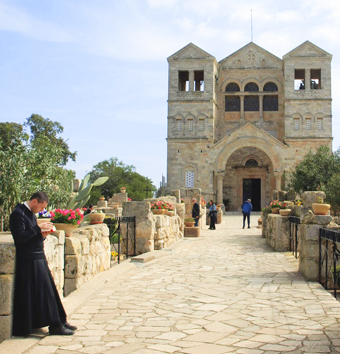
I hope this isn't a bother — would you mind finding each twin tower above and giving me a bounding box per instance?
[166,41,332,211]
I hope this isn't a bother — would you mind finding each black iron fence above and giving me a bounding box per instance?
[289,216,300,259]
[319,228,340,298]
[104,216,136,264]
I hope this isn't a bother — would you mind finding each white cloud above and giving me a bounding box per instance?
[0,2,73,42]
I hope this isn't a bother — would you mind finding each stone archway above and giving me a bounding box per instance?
[214,136,285,210]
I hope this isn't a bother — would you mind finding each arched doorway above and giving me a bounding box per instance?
[222,147,274,211]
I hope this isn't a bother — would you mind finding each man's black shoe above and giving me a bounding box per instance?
[49,325,74,335]
[63,321,77,331]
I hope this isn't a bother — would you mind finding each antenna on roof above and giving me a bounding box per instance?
[251,9,253,42]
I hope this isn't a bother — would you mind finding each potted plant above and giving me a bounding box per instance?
[312,197,331,215]
[150,201,167,215]
[120,186,126,194]
[50,208,84,236]
[270,200,281,214]
[89,210,106,224]
[99,195,105,201]
[36,209,52,225]
[295,199,302,206]
[181,198,185,203]
[279,202,292,216]
[184,217,195,227]
[216,204,221,211]
[166,203,175,216]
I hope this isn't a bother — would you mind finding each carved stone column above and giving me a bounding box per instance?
[240,96,245,121]
[273,171,283,191]
[189,70,194,91]
[215,171,225,205]
[259,95,263,121]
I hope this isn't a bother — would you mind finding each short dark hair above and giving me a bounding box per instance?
[30,191,49,203]
[89,204,93,208]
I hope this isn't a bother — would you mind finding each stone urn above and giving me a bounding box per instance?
[89,212,105,224]
[99,196,105,201]
[53,223,78,237]
[36,218,51,225]
[312,203,331,215]
[279,209,292,216]
[271,208,280,214]
[184,222,195,227]
[166,211,175,217]
[120,188,126,194]
[152,209,165,215]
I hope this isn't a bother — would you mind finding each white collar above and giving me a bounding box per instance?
[24,201,32,211]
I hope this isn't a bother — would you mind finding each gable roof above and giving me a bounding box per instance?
[167,43,216,61]
[283,40,332,59]
[219,42,282,66]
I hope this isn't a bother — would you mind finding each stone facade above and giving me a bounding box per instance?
[167,41,332,211]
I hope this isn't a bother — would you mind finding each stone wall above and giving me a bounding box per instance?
[122,200,183,255]
[265,214,291,251]
[64,224,110,296]
[0,233,15,342]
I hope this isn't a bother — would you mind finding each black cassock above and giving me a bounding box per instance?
[10,204,66,336]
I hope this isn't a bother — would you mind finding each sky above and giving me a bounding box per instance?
[1,0,340,188]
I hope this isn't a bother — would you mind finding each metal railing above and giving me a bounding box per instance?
[319,228,340,298]
[104,216,136,264]
[289,216,300,259]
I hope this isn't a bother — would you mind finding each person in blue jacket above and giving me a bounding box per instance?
[241,198,253,229]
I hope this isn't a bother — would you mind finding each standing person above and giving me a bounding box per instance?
[241,198,253,229]
[208,200,217,230]
[10,191,77,336]
[191,198,200,227]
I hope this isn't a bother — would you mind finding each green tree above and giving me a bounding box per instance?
[288,146,340,193]
[87,157,156,204]
[0,116,76,230]
[288,145,340,214]
[25,114,77,165]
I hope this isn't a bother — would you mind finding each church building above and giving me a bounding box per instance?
[166,41,332,211]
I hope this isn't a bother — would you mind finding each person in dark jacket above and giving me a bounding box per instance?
[84,204,94,216]
[241,198,253,229]
[10,191,77,336]
[191,198,200,227]
[208,200,217,230]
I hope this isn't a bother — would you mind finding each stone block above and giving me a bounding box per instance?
[278,191,286,201]
[217,211,222,224]
[0,315,12,341]
[123,201,150,219]
[266,214,290,251]
[65,236,82,255]
[286,190,297,201]
[0,274,14,315]
[64,277,84,297]
[184,227,200,237]
[0,238,15,274]
[65,255,80,279]
[97,200,107,207]
[302,191,326,209]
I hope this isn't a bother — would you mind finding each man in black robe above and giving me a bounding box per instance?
[10,191,77,336]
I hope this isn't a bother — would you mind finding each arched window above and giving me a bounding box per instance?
[244,96,259,111]
[176,119,182,131]
[185,171,194,187]
[244,82,259,91]
[226,83,240,92]
[245,159,259,167]
[263,82,278,91]
[263,96,278,111]
[225,96,240,111]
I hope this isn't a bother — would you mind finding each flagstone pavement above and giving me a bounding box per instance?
[2,213,340,354]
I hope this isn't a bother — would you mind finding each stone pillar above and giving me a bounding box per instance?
[273,171,283,191]
[240,96,245,121]
[189,70,194,91]
[259,95,263,121]
[215,171,225,206]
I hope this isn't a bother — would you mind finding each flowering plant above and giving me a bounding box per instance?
[167,203,174,211]
[120,186,126,190]
[270,200,281,208]
[181,198,185,203]
[150,201,168,210]
[50,209,84,225]
[279,202,288,210]
[295,199,302,206]
[200,196,206,206]
[37,209,51,219]
[127,197,132,202]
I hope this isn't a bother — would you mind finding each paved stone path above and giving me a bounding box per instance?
[3,214,340,354]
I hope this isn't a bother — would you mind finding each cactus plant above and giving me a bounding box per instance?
[67,173,108,209]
